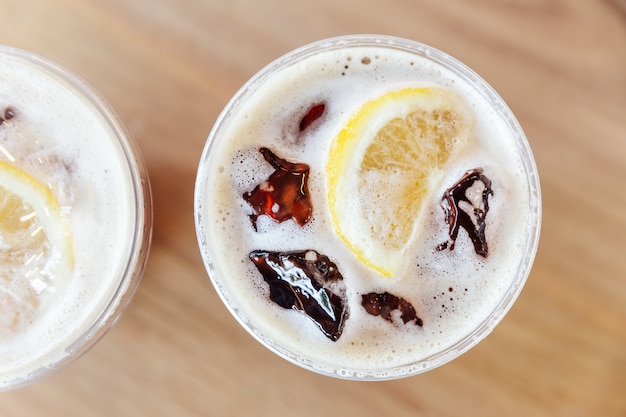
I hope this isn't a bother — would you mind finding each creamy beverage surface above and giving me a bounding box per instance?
[195,37,540,378]
[0,49,143,388]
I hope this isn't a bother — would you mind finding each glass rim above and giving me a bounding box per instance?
[0,45,153,390]
[195,34,541,380]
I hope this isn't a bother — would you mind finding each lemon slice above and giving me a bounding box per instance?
[327,87,472,278]
[0,161,73,338]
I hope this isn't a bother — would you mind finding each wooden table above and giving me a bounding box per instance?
[1,0,624,415]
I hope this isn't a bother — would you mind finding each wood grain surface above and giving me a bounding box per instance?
[1,0,625,415]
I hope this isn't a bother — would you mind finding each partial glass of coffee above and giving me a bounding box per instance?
[0,46,152,390]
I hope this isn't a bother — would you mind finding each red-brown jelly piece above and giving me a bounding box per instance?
[299,103,325,132]
[0,107,16,124]
[439,168,493,257]
[243,148,312,230]
[249,249,348,341]
[361,292,423,327]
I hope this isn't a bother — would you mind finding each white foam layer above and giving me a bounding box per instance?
[196,40,537,376]
[0,49,139,387]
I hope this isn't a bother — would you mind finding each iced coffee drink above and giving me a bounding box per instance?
[0,47,152,390]
[194,35,541,379]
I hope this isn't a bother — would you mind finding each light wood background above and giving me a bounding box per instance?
[1,0,625,415]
